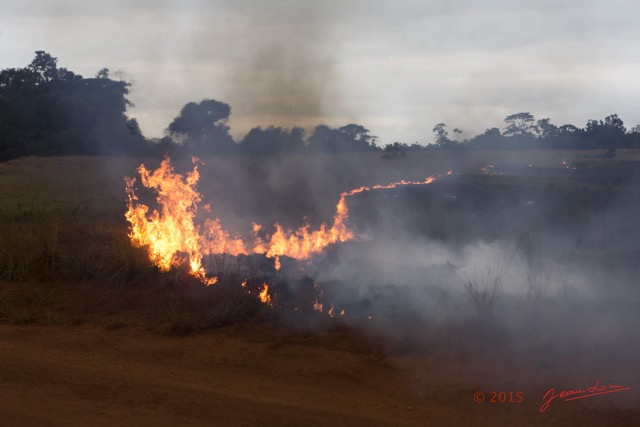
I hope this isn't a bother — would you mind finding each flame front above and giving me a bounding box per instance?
[125,157,441,283]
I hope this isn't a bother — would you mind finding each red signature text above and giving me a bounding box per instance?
[540,379,631,413]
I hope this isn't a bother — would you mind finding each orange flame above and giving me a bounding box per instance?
[125,157,443,283]
[124,157,216,285]
[259,283,271,305]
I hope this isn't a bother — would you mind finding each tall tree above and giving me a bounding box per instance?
[166,99,235,154]
[432,123,451,147]
[537,118,558,139]
[503,112,537,139]
[27,51,59,82]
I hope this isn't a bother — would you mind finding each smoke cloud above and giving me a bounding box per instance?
[217,1,354,138]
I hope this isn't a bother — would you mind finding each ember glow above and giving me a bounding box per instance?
[125,157,440,283]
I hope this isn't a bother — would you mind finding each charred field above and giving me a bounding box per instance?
[1,150,639,426]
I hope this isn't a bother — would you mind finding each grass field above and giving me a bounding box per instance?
[1,150,639,426]
[0,149,627,324]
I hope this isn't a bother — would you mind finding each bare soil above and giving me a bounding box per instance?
[2,322,421,427]
[0,320,638,426]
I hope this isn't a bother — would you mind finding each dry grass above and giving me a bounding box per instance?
[0,190,269,333]
[456,243,515,316]
[0,210,153,284]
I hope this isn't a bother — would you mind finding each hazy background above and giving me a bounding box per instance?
[2,0,640,145]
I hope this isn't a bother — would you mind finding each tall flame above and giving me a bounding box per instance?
[125,157,441,283]
[125,157,216,284]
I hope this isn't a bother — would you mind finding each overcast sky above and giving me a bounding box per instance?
[2,0,639,144]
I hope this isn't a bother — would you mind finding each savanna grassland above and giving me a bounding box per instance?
[1,150,639,426]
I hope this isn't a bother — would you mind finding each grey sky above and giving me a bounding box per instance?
[2,0,639,144]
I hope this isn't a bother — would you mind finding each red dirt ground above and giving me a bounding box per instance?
[0,323,637,426]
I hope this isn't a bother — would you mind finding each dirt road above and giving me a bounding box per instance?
[1,323,637,426]
[0,324,434,426]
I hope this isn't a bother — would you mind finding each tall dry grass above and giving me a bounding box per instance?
[0,202,152,284]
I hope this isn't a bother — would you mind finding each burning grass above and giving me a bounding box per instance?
[124,156,443,287]
[1,152,638,337]
[0,191,346,333]
[0,190,345,333]
[124,156,356,281]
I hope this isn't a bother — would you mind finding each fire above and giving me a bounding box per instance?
[324,304,344,318]
[339,176,436,199]
[124,157,216,285]
[250,206,353,261]
[259,283,271,305]
[125,156,442,283]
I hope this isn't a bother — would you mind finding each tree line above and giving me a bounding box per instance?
[0,51,147,160]
[2,52,639,161]
[0,52,380,161]
[160,98,378,156]
[431,112,640,152]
